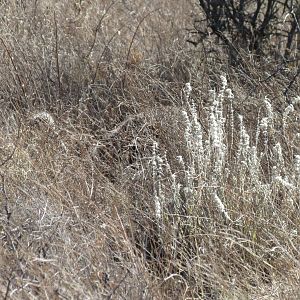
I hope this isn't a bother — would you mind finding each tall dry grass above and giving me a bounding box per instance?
[0,1,299,299]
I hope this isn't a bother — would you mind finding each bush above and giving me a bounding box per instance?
[192,0,300,63]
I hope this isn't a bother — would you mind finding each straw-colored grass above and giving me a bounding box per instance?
[0,1,299,299]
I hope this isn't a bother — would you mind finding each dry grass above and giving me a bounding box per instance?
[0,1,300,299]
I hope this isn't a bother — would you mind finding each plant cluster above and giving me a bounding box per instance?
[192,0,300,60]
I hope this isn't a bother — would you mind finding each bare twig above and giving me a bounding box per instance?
[283,65,300,96]
[91,28,121,84]
[122,8,160,87]
[0,121,20,168]
[53,11,61,95]
[85,0,117,60]
[4,271,14,300]
[0,38,27,100]
[1,174,12,223]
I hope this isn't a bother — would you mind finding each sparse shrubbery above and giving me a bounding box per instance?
[0,1,300,299]
[192,0,300,60]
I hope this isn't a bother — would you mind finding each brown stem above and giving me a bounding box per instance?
[0,37,27,99]
[54,11,61,96]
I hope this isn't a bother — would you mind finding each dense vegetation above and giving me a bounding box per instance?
[0,1,299,299]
